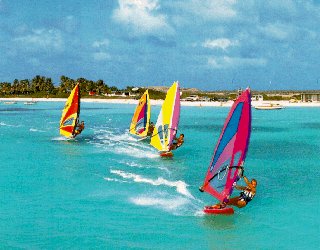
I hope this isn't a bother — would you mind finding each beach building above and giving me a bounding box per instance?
[185,95,199,101]
[301,93,320,102]
[251,95,263,101]
[106,91,137,97]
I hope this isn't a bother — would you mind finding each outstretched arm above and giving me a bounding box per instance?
[243,176,250,185]
[235,185,246,191]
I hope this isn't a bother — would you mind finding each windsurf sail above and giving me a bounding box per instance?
[150,81,180,152]
[129,90,151,137]
[200,88,251,202]
[59,83,80,138]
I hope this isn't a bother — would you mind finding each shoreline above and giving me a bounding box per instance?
[1,97,320,107]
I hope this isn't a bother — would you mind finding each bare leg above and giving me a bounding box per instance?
[210,202,226,209]
[210,204,221,209]
[227,197,247,208]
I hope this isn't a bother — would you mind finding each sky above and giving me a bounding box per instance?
[1,0,320,90]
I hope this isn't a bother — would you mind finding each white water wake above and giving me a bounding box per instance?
[0,122,21,127]
[110,169,194,199]
[29,128,46,132]
[130,195,189,211]
[51,136,69,141]
[129,192,204,216]
[103,177,128,183]
[91,127,158,159]
[117,160,144,168]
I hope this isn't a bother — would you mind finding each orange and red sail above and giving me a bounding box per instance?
[129,90,150,138]
[59,84,80,138]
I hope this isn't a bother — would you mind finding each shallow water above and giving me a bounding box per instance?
[0,102,319,249]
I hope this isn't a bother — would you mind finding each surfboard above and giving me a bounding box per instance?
[160,151,173,157]
[203,206,234,215]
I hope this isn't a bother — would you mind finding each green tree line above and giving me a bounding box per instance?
[0,75,121,98]
[3,75,301,101]
[0,75,168,99]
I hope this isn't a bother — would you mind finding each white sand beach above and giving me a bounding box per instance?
[1,97,320,107]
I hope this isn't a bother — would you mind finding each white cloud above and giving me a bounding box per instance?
[183,0,237,20]
[266,0,298,16]
[113,0,173,35]
[92,39,110,61]
[202,38,239,50]
[14,29,64,51]
[259,23,293,41]
[93,52,110,61]
[92,39,109,48]
[208,56,267,69]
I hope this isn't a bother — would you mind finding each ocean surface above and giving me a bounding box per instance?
[0,101,319,249]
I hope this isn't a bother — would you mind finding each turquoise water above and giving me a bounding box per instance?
[0,102,319,249]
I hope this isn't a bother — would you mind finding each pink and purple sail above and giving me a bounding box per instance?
[201,88,252,202]
[168,83,180,145]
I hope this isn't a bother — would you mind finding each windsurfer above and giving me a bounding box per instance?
[169,134,184,150]
[147,122,155,136]
[74,121,85,136]
[211,176,257,209]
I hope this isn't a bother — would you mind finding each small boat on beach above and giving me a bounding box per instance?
[254,103,283,110]
[24,99,37,105]
[24,101,37,105]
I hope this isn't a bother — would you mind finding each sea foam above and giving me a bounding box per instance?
[91,127,158,159]
[130,196,189,211]
[110,169,194,198]
[129,193,203,216]
[29,128,45,132]
[0,122,20,127]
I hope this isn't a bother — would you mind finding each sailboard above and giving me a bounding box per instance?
[150,82,180,156]
[200,88,252,214]
[59,83,81,138]
[129,90,151,139]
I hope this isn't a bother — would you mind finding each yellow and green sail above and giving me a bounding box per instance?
[59,83,80,138]
[150,82,180,152]
[129,90,151,138]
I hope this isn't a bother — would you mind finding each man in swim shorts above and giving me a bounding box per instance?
[211,176,257,209]
[169,134,184,150]
[147,122,155,136]
[74,121,85,136]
